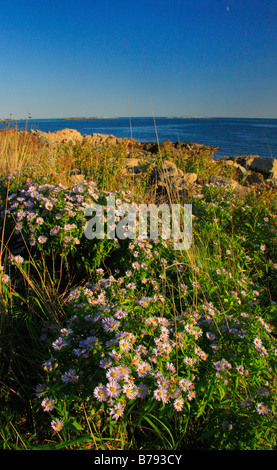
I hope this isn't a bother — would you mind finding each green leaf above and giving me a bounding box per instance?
[71,420,84,431]
[199,427,218,442]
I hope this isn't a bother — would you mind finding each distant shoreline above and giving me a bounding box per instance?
[1,116,276,123]
[168,116,211,119]
[59,116,211,120]
[59,117,119,120]
[0,116,210,122]
[0,117,119,122]
[57,115,276,120]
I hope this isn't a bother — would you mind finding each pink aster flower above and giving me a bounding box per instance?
[102,316,120,332]
[36,217,44,225]
[173,398,184,411]
[93,385,108,402]
[1,274,10,283]
[117,365,131,379]
[106,367,123,382]
[35,383,47,398]
[114,308,128,319]
[45,201,53,211]
[179,378,193,392]
[254,337,263,351]
[38,235,47,244]
[222,421,233,431]
[52,337,68,351]
[99,357,113,369]
[106,380,121,398]
[41,397,55,412]
[51,419,64,432]
[137,383,149,398]
[153,388,169,403]
[187,390,196,401]
[109,402,125,421]
[13,255,24,264]
[256,402,270,415]
[184,356,197,367]
[156,376,170,389]
[119,338,132,352]
[257,386,269,397]
[61,368,79,384]
[206,332,216,341]
[136,361,152,377]
[123,383,137,400]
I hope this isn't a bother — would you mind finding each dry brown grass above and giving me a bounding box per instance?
[0,128,47,177]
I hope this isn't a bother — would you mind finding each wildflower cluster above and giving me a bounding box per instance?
[35,268,207,427]
[35,249,277,448]
[192,184,277,275]
[1,168,277,450]
[0,177,143,287]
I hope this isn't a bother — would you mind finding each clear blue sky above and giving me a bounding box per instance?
[1,0,276,119]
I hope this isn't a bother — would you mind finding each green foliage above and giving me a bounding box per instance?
[0,154,277,450]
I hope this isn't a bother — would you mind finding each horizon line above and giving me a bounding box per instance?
[1,115,277,121]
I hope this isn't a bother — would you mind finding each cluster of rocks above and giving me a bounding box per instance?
[30,128,277,197]
[30,128,124,147]
[220,154,277,189]
[123,155,277,197]
[121,148,277,198]
[30,128,218,153]
[123,157,200,197]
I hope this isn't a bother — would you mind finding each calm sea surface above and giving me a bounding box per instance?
[2,117,277,159]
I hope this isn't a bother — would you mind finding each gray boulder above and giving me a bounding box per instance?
[243,172,264,186]
[209,175,249,195]
[248,157,277,178]
[150,160,180,185]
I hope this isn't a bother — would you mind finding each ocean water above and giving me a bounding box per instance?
[2,117,277,159]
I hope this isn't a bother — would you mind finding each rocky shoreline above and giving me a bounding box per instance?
[28,128,277,197]
[30,127,218,153]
